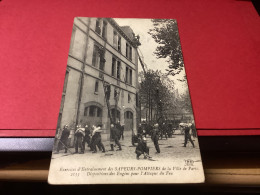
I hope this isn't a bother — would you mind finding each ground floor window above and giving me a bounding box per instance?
[84,105,102,118]
[111,108,120,123]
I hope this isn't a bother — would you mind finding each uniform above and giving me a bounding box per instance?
[91,127,105,153]
[162,123,168,139]
[151,127,160,153]
[74,127,85,154]
[120,125,124,140]
[137,125,143,137]
[184,126,195,148]
[110,125,122,151]
[84,126,91,150]
[57,126,70,153]
[135,138,149,159]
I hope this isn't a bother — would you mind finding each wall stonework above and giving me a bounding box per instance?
[60,17,139,141]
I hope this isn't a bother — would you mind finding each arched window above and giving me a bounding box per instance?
[84,106,102,118]
[125,111,133,119]
[111,108,120,122]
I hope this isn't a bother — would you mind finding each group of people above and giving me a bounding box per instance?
[134,122,196,160]
[55,121,196,161]
[55,122,124,154]
[135,123,160,160]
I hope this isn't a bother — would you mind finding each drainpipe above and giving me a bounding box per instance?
[76,18,91,126]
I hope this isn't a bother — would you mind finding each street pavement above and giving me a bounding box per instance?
[52,130,202,162]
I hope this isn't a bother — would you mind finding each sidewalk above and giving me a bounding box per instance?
[52,130,201,162]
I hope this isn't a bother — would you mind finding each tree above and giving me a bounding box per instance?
[148,19,184,77]
[139,70,177,122]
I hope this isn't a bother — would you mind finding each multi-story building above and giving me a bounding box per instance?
[57,17,140,140]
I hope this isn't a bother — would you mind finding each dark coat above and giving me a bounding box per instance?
[110,126,120,140]
[135,140,149,154]
[151,128,159,142]
[60,128,70,141]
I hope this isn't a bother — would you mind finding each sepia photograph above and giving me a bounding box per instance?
[48,17,204,184]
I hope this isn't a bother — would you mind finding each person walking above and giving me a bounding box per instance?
[183,125,195,148]
[110,123,122,151]
[151,123,160,153]
[91,125,105,153]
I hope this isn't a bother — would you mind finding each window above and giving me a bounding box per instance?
[60,95,65,113]
[111,109,120,121]
[129,47,132,61]
[125,67,129,83]
[129,69,132,85]
[126,43,129,58]
[114,88,120,101]
[92,45,105,69]
[99,53,105,71]
[89,106,96,117]
[117,61,121,80]
[85,106,102,117]
[113,31,117,48]
[84,107,89,116]
[112,57,116,76]
[128,93,131,103]
[114,89,117,98]
[126,42,132,60]
[129,112,133,119]
[118,36,121,52]
[97,107,102,117]
[92,45,98,66]
[95,80,99,93]
[95,18,101,35]
[125,111,133,119]
[102,21,107,39]
[63,70,69,93]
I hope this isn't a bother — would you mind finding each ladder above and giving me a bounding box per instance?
[101,77,113,124]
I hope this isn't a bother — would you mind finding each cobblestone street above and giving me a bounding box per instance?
[52,130,202,162]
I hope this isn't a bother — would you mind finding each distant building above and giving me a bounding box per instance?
[57,17,140,140]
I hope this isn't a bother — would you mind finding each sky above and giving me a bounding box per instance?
[114,18,187,94]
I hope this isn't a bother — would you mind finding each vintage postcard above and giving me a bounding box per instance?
[48,17,205,184]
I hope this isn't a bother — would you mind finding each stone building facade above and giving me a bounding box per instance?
[57,17,140,140]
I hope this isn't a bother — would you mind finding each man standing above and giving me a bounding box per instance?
[162,122,168,140]
[110,123,122,151]
[184,125,195,148]
[151,123,160,153]
[56,125,70,154]
[74,125,85,154]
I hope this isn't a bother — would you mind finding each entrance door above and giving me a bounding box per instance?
[124,111,133,131]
